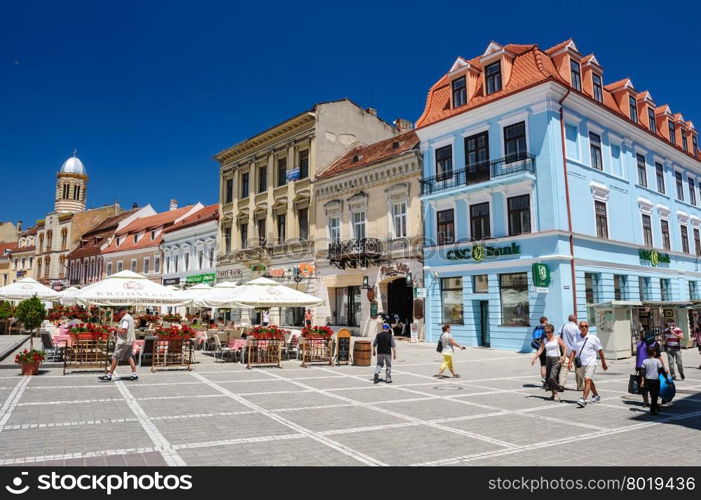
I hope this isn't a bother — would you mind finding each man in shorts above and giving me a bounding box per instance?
[568,320,607,407]
[99,306,138,381]
[372,323,396,384]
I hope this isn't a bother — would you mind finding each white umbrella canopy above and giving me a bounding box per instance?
[226,277,324,308]
[181,283,213,301]
[0,278,62,302]
[73,270,192,307]
[196,281,240,308]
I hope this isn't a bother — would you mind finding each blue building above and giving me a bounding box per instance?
[416,40,701,357]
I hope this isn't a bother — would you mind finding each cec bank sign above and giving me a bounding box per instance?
[446,243,521,262]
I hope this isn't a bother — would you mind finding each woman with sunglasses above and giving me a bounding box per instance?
[531,324,567,401]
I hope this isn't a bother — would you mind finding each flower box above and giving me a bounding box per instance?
[15,349,45,376]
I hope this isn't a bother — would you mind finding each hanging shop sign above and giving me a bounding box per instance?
[380,262,410,276]
[532,263,551,288]
[185,273,216,284]
[446,243,521,262]
[370,301,379,319]
[639,249,670,267]
[162,277,181,286]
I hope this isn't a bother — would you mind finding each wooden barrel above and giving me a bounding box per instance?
[353,340,372,366]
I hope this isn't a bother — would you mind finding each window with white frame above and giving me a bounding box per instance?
[117,261,123,273]
[642,214,653,247]
[594,201,608,239]
[589,132,603,170]
[154,256,160,273]
[329,217,340,243]
[165,256,171,273]
[106,261,112,276]
[130,259,137,272]
[143,257,150,274]
[636,154,647,187]
[392,202,407,238]
[352,211,366,240]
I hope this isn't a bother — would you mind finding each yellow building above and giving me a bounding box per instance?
[215,99,397,326]
[314,130,424,336]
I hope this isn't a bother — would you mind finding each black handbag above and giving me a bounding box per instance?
[628,373,640,394]
[436,338,442,353]
[574,337,589,368]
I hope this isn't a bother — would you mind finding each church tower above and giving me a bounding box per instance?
[54,150,88,214]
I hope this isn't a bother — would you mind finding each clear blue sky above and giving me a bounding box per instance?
[1,0,699,227]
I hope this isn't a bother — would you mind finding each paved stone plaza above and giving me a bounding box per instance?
[0,339,699,466]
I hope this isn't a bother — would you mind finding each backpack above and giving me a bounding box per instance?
[530,325,545,350]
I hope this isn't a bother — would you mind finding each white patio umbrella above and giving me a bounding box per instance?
[59,286,81,306]
[72,270,191,307]
[181,283,213,301]
[195,281,240,308]
[225,277,324,308]
[0,278,62,303]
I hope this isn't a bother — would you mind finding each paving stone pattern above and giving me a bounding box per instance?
[0,339,699,466]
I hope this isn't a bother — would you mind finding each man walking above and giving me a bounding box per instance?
[99,306,138,381]
[559,314,580,390]
[664,325,685,380]
[372,323,396,384]
[568,320,607,408]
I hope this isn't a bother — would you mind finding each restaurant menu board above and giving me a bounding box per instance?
[336,329,351,365]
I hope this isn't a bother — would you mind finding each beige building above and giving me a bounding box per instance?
[0,222,18,244]
[12,225,37,282]
[215,99,398,326]
[314,131,424,336]
[32,153,125,289]
[0,242,18,286]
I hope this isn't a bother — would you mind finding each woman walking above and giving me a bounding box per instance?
[434,324,466,379]
[634,333,660,407]
[641,345,670,415]
[531,324,567,401]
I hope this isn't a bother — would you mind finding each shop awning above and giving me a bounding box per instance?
[588,301,643,308]
[641,301,692,307]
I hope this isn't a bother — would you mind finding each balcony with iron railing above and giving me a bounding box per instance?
[328,238,382,269]
[420,153,536,196]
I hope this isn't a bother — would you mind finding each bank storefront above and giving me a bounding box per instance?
[424,233,571,352]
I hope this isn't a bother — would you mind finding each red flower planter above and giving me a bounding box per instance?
[21,362,40,376]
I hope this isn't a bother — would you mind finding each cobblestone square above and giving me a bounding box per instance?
[0,340,699,466]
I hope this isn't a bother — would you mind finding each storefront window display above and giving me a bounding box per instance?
[441,277,463,324]
[499,273,529,326]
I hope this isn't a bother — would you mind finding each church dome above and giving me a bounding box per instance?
[60,153,87,176]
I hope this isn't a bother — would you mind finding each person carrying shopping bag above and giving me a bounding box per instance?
[434,324,466,379]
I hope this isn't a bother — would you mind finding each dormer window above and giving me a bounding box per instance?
[133,235,138,243]
[151,230,156,240]
[681,130,688,151]
[647,108,656,133]
[452,76,466,108]
[592,73,603,102]
[570,60,582,91]
[629,96,638,122]
[485,62,502,95]
[669,122,676,145]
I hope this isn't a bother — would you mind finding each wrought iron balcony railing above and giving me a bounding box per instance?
[328,238,382,269]
[420,152,536,196]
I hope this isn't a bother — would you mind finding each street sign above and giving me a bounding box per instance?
[416,288,427,298]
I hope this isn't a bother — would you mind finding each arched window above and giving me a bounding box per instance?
[61,228,68,250]
[44,256,50,278]
[46,231,53,251]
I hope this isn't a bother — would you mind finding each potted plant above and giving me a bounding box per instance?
[249,325,289,340]
[15,349,46,375]
[155,324,194,340]
[15,295,46,350]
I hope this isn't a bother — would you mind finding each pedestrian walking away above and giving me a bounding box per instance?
[530,316,548,386]
[568,321,607,407]
[99,306,138,381]
[434,324,466,379]
[641,345,671,415]
[664,326,685,380]
[531,324,567,402]
[634,333,660,407]
[373,323,396,384]
[559,314,580,390]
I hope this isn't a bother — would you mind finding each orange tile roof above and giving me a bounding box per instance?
[0,242,18,255]
[416,40,700,162]
[12,246,35,254]
[163,204,219,234]
[103,206,194,254]
[317,131,419,180]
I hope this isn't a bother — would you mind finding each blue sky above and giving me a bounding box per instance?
[1,0,699,227]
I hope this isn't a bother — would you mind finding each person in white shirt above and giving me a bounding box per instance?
[568,320,607,408]
[559,314,581,390]
[262,309,270,327]
[99,306,138,381]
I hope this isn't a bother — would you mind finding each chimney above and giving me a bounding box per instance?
[169,199,178,211]
[393,118,414,132]
[366,107,377,117]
